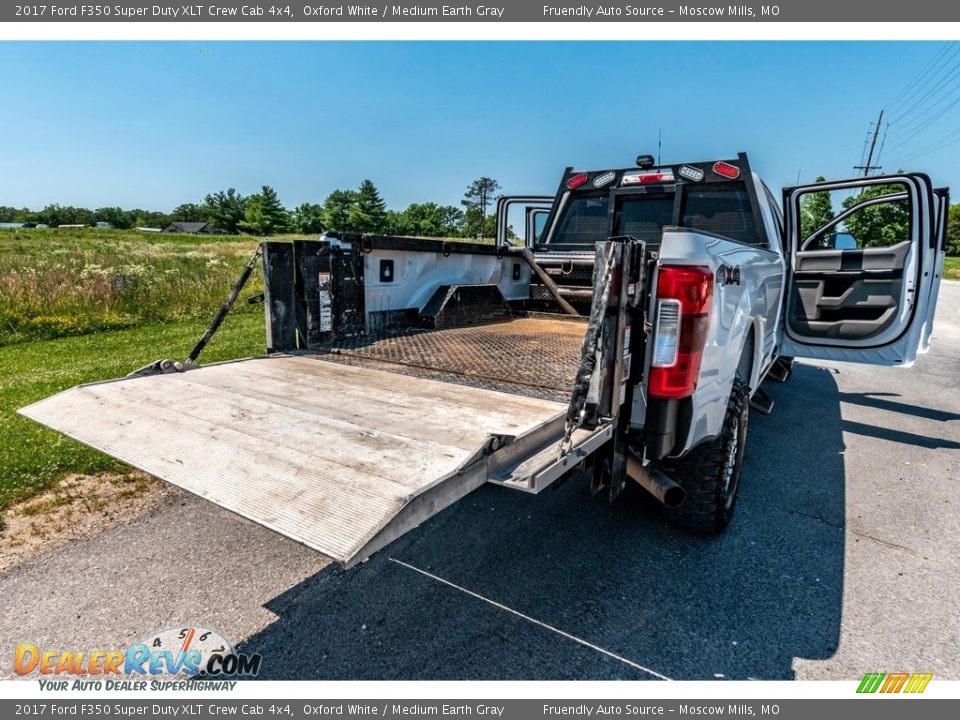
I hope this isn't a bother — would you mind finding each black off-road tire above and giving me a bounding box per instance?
[664,379,750,533]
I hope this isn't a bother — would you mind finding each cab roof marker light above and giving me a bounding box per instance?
[713,161,741,179]
[566,172,589,190]
[678,165,705,182]
[622,171,675,186]
[592,171,616,189]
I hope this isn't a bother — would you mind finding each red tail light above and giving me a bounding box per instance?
[712,161,741,179]
[649,265,714,399]
[566,172,588,189]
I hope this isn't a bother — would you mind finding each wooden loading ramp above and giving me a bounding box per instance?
[19,355,576,567]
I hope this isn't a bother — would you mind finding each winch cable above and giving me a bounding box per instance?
[559,246,618,457]
[125,243,264,378]
[186,243,263,364]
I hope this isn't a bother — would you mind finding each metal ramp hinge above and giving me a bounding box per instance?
[126,359,187,378]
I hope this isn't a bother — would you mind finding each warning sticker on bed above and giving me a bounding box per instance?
[318,272,333,331]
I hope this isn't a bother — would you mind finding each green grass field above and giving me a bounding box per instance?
[945,257,960,280]
[0,227,265,345]
[0,228,272,512]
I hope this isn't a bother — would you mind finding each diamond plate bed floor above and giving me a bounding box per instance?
[320,315,588,402]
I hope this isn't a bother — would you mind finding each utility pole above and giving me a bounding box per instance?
[854,110,884,176]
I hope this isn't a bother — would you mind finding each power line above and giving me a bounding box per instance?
[889,125,960,165]
[885,42,960,125]
[893,136,960,166]
[885,41,957,117]
[886,42,957,119]
[871,41,960,169]
[884,92,960,154]
[883,61,960,142]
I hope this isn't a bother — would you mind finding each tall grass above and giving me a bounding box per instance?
[0,228,269,345]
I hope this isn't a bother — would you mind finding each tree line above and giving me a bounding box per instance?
[0,177,504,239]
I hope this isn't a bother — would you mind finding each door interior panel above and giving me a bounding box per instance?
[789,240,910,340]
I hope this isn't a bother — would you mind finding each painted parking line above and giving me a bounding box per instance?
[389,557,671,680]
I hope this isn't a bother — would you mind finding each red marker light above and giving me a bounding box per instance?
[712,161,741,179]
[566,172,589,189]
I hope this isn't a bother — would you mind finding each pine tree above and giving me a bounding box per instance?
[239,185,289,236]
[462,177,501,239]
[320,189,357,232]
[292,203,325,234]
[202,188,246,234]
[347,180,388,234]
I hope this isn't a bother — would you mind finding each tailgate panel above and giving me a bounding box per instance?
[20,356,566,566]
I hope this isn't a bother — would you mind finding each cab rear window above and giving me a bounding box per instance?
[680,184,762,246]
[545,180,764,248]
[547,193,674,247]
[550,195,609,246]
[616,196,674,242]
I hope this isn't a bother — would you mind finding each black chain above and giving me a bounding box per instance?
[559,247,618,457]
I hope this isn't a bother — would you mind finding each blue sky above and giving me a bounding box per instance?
[0,41,957,212]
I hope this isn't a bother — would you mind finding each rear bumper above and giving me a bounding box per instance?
[643,397,682,460]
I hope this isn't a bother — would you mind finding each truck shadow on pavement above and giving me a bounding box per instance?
[837,392,960,450]
[240,363,846,681]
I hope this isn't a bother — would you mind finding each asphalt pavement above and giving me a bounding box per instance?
[1,283,958,681]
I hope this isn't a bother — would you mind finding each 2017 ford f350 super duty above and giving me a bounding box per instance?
[21,153,949,566]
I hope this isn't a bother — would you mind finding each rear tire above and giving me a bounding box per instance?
[664,379,749,533]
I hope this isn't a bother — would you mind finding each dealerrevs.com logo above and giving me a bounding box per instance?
[14,625,262,691]
[857,672,933,694]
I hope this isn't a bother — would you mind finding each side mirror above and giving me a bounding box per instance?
[834,232,858,250]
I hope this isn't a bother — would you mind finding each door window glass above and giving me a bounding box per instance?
[798,182,911,251]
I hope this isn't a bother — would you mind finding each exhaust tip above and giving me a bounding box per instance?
[626,451,687,509]
[662,485,685,509]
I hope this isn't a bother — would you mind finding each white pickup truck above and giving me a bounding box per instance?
[21,153,950,564]
[500,152,948,531]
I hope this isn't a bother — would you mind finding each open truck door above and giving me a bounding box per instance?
[919,187,950,354]
[778,173,943,366]
[495,195,553,247]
